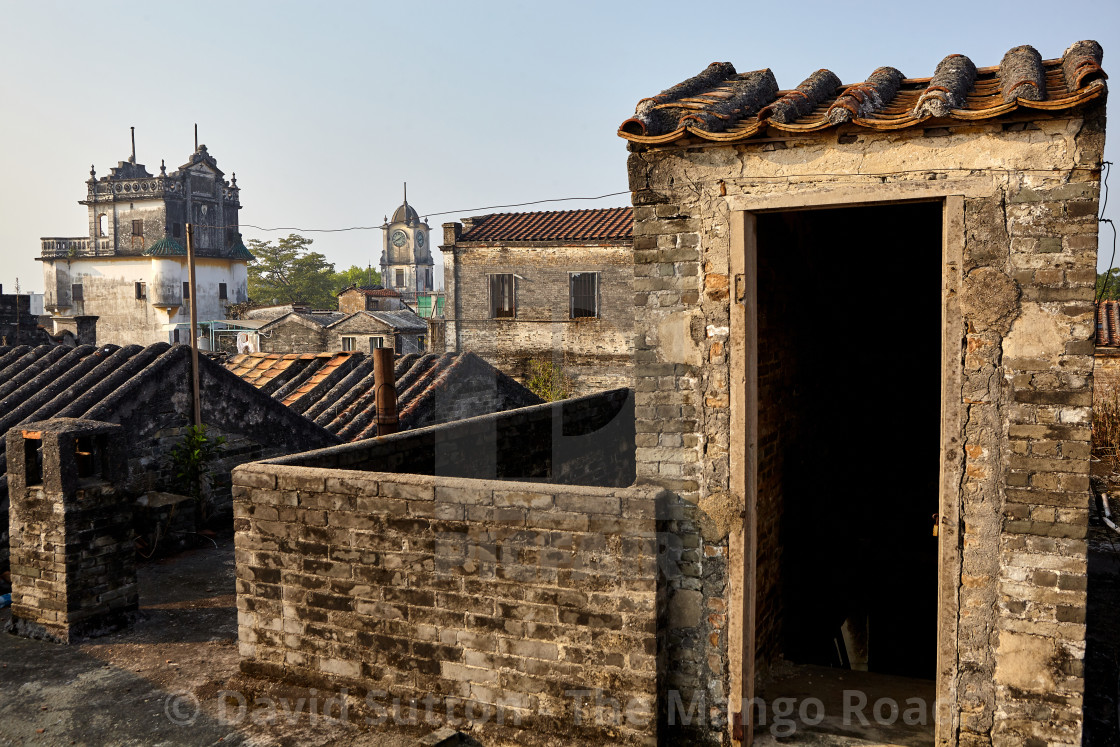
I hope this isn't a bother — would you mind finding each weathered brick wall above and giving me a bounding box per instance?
[260,319,326,353]
[6,420,136,643]
[233,468,658,746]
[626,104,1105,745]
[444,242,633,394]
[276,388,635,488]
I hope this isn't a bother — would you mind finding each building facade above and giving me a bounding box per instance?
[620,41,1106,745]
[39,143,252,345]
[441,207,633,395]
[380,188,435,302]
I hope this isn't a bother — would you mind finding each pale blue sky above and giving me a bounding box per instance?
[2,0,1118,293]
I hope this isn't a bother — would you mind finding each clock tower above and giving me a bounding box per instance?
[380,184,434,301]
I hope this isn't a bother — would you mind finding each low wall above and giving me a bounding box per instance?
[233,465,658,746]
[273,388,635,486]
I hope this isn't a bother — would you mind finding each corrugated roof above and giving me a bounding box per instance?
[458,207,633,242]
[226,351,541,439]
[620,40,1107,145]
[1097,300,1120,346]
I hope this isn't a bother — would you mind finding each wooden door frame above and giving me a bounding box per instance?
[726,189,966,746]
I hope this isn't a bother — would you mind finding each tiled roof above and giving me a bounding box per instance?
[1097,300,1120,346]
[458,207,633,242]
[339,285,401,298]
[620,40,1106,145]
[0,343,337,479]
[144,237,186,256]
[226,351,542,439]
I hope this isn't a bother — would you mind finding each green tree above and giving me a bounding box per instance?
[1097,269,1120,300]
[247,234,337,308]
[333,264,382,292]
[525,358,574,402]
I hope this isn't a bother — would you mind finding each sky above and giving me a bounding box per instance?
[2,0,1119,294]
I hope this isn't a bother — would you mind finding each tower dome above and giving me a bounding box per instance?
[391,201,420,224]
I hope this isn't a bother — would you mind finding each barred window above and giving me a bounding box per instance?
[135,281,147,300]
[219,282,228,300]
[489,273,515,318]
[132,220,143,237]
[182,281,190,300]
[369,337,385,350]
[342,336,356,352]
[569,272,599,319]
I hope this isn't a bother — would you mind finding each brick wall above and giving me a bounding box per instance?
[233,388,657,745]
[443,241,633,395]
[260,319,326,354]
[626,103,1105,745]
[6,419,137,643]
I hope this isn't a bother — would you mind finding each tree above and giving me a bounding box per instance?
[247,234,337,308]
[525,358,575,402]
[333,264,382,292]
[1097,269,1120,300]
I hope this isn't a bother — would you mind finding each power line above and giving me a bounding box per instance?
[237,190,632,233]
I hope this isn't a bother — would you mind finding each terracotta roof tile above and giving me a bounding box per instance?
[1098,300,1120,346]
[458,207,633,243]
[225,351,541,439]
[620,41,1107,145]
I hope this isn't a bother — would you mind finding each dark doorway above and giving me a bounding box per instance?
[755,201,942,682]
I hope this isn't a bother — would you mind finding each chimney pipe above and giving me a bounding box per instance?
[373,348,399,436]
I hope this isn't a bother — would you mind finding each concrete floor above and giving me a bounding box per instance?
[752,661,934,746]
[0,532,420,747]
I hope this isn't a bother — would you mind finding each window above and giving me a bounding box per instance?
[395,336,403,354]
[342,336,356,352]
[182,281,190,300]
[172,223,181,238]
[417,335,427,351]
[570,272,599,319]
[131,220,143,237]
[135,281,147,300]
[369,337,385,350]
[219,282,228,300]
[395,269,405,288]
[99,214,108,237]
[71,283,84,301]
[489,273,515,318]
[173,329,180,344]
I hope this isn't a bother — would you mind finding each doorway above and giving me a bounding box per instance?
[747,201,943,744]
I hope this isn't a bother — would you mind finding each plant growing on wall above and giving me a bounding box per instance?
[526,358,575,402]
[169,424,226,530]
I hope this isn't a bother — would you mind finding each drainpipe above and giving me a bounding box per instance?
[373,347,398,436]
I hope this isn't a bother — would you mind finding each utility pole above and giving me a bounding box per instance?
[185,224,202,427]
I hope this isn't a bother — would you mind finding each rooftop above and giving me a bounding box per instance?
[227,351,542,438]
[619,40,1107,145]
[456,207,633,243]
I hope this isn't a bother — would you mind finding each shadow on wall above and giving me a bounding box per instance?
[265,388,636,488]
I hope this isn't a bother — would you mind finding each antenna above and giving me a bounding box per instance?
[130,127,136,163]
[194,124,198,151]
[403,182,407,206]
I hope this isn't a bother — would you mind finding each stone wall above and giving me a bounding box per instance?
[233,388,657,746]
[259,318,327,354]
[443,240,633,395]
[626,105,1105,746]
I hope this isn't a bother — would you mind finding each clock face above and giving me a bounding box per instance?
[416,232,425,248]
[391,230,407,247]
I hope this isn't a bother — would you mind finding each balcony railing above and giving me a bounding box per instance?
[40,237,114,258]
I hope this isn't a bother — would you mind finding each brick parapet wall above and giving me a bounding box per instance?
[626,106,1104,745]
[233,464,659,746]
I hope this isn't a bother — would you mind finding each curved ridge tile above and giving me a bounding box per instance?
[1063,40,1106,90]
[827,67,905,124]
[677,69,779,133]
[759,70,842,124]
[621,61,737,136]
[1000,45,1046,102]
[914,54,977,117]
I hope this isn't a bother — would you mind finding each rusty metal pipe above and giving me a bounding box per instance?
[372,348,398,437]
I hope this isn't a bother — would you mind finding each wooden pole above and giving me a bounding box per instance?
[185,224,202,427]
